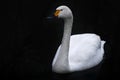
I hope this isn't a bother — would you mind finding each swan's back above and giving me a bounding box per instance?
[68,34,105,72]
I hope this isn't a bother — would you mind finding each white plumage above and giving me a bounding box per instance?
[52,5,105,73]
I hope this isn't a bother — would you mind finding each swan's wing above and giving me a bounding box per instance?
[69,34,101,60]
[69,34,105,71]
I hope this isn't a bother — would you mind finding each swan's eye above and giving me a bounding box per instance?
[61,9,63,11]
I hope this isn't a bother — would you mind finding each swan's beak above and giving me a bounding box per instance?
[54,10,61,17]
[46,10,60,19]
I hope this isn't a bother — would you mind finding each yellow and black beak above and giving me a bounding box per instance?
[54,10,61,17]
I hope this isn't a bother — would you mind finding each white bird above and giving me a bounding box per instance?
[52,5,106,73]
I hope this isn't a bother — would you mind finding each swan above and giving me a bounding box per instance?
[52,5,106,73]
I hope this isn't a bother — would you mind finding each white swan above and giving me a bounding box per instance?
[52,5,106,73]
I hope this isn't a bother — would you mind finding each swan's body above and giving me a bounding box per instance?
[52,5,105,73]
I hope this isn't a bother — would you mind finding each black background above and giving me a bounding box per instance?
[0,0,120,80]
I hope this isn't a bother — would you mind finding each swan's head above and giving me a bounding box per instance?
[54,5,73,19]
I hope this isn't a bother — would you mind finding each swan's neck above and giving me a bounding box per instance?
[61,18,73,60]
[62,18,73,45]
[53,17,73,73]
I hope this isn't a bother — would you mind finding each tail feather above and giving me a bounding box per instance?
[101,40,106,48]
[100,40,106,55]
